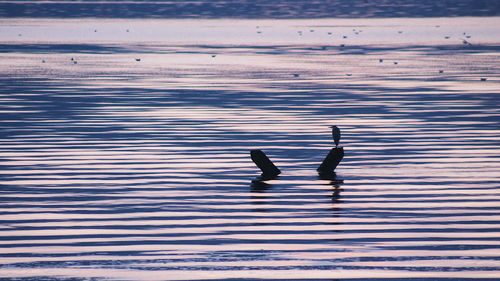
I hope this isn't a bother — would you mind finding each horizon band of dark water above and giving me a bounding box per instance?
[0,17,500,280]
[1,0,500,19]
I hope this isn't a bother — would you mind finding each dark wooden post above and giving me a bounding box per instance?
[317,147,344,174]
[250,150,281,177]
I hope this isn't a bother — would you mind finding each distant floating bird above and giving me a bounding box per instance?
[379,59,383,63]
[346,73,352,76]
[211,55,216,58]
[481,78,487,81]
[340,44,345,48]
[42,60,45,63]
[444,36,450,39]
[293,73,300,77]
[71,57,74,61]
[343,35,347,39]
[398,31,403,34]
[439,70,444,73]
[328,32,332,35]
[330,126,341,147]
[94,29,97,32]
[126,29,130,32]
[394,61,398,65]
[135,58,141,61]
[73,61,77,64]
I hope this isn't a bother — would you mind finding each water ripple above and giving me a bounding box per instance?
[1,18,500,280]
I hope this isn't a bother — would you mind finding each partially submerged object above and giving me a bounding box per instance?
[250,126,344,179]
[317,147,344,175]
[250,149,281,178]
[250,147,344,178]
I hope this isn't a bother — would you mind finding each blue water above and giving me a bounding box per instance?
[0,17,500,280]
[1,0,500,18]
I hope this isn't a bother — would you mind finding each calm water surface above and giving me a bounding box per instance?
[1,18,500,280]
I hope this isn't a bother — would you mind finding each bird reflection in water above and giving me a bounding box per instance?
[318,171,344,207]
[319,172,344,241]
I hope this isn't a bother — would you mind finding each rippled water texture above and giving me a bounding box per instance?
[1,0,500,18]
[1,18,500,280]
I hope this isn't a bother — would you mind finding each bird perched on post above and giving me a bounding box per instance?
[330,125,341,147]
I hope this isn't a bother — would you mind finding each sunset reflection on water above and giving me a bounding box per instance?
[0,17,500,280]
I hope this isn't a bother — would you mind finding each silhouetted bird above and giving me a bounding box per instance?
[330,125,341,147]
